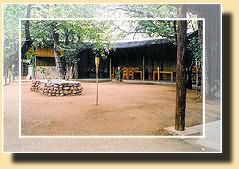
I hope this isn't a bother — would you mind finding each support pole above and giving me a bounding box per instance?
[118,66,121,81]
[112,67,114,79]
[109,58,112,80]
[157,66,160,81]
[142,55,145,81]
[96,70,99,105]
[95,56,100,105]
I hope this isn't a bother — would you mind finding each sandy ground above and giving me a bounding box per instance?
[21,81,203,136]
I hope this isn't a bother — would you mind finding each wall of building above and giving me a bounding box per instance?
[35,66,58,79]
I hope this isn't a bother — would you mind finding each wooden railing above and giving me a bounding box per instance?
[152,67,175,81]
[112,66,175,81]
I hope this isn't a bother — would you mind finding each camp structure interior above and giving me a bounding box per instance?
[25,37,200,83]
[76,38,177,81]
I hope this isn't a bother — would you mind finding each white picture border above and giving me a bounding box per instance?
[18,18,206,139]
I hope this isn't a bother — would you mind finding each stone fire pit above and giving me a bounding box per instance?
[30,80,83,96]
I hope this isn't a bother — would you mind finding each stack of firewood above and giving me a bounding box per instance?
[31,80,83,96]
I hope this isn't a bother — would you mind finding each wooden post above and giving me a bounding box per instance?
[157,66,160,81]
[96,71,99,105]
[112,67,114,79]
[118,66,121,81]
[142,55,145,81]
[109,58,112,80]
[95,56,100,105]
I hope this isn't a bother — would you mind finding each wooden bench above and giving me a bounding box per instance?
[123,68,129,79]
[153,67,175,81]
[122,67,143,80]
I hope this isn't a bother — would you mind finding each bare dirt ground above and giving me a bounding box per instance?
[21,81,203,136]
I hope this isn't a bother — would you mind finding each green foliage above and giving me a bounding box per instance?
[187,36,201,64]
[137,19,202,64]
[37,66,46,74]
[25,48,36,60]
[4,4,102,72]
[4,5,27,71]
[137,20,175,41]
[36,66,50,79]
[5,4,202,75]
[29,20,54,48]
[23,19,111,69]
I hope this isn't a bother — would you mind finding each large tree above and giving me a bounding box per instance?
[175,6,187,131]
[51,21,66,79]
[22,20,111,79]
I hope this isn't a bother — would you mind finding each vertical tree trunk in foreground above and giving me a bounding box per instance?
[175,8,187,131]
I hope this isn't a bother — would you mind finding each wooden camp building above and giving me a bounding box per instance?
[25,36,200,83]
[77,38,178,81]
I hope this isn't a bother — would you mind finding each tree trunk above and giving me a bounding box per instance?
[52,21,65,79]
[21,5,32,59]
[73,62,79,79]
[4,70,9,85]
[175,6,187,131]
[173,20,177,44]
[197,20,203,96]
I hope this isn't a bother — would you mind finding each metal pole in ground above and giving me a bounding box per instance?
[95,56,100,105]
[96,70,98,105]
